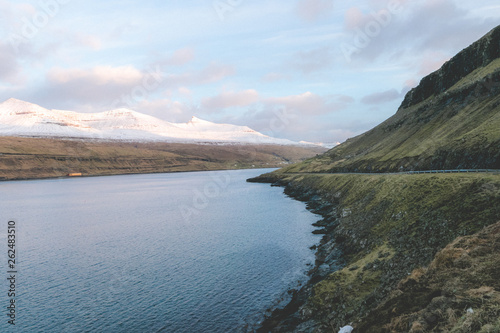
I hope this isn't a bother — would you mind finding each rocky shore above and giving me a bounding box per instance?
[252,176,345,333]
[248,171,500,332]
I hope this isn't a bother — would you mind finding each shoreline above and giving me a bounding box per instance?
[248,174,346,332]
[247,170,500,332]
[0,166,280,183]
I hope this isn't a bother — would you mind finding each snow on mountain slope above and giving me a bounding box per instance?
[0,98,305,145]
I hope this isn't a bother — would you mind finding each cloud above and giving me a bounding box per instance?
[220,104,364,143]
[417,52,450,76]
[35,62,235,110]
[178,87,192,96]
[404,79,418,89]
[134,98,193,122]
[337,95,355,104]
[0,1,36,27]
[74,34,102,50]
[48,66,143,86]
[0,43,23,84]
[157,47,195,67]
[266,92,353,115]
[361,89,401,105]
[296,0,334,22]
[400,79,418,96]
[344,7,366,30]
[292,46,334,74]
[201,89,259,111]
[37,65,153,109]
[197,63,235,83]
[340,0,498,64]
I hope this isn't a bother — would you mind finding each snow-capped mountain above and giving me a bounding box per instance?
[0,98,307,145]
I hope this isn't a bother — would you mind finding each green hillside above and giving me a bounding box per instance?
[252,172,500,332]
[249,25,500,332]
[278,26,500,174]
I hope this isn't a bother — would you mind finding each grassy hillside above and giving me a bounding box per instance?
[278,26,500,174]
[250,26,500,332]
[251,172,500,332]
[0,136,325,180]
[358,221,500,332]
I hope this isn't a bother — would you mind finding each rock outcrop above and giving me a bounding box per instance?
[400,26,500,109]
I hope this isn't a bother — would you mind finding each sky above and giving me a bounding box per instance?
[1,0,499,144]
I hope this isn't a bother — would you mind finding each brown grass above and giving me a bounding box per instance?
[0,136,326,180]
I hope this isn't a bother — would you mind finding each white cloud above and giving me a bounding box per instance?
[34,62,235,109]
[156,47,195,67]
[48,66,143,85]
[296,0,334,22]
[74,34,102,50]
[221,104,364,143]
[361,89,401,105]
[36,65,154,110]
[178,87,192,96]
[417,52,450,76]
[135,98,193,122]
[292,46,334,74]
[266,92,352,115]
[0,43,23,84]
[340,0,498,64]
[201,89,259,111]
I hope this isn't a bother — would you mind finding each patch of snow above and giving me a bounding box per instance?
[338,325,354,333]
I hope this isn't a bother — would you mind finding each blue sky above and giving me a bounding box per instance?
[1,0,499,143]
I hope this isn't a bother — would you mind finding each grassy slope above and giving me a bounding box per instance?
[0,136,325,180]
[252,172,500,331]
[357,221,500,333]
[250,26,500,332]
[278,57,500,174]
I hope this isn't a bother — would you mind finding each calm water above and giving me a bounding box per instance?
[0,169,320,332]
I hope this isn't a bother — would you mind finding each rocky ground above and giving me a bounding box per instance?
[249,172,500,332]
[357,221,500,332]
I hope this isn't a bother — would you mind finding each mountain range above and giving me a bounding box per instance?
[0,98,312,146]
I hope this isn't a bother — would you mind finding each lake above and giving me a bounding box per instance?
[0,169,320,332]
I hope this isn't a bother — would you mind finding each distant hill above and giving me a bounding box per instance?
[0,99,328,180]
[280,25,500,174]
[0,136,325,181]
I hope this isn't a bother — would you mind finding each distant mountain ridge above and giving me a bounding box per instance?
[279,25,500,173]
[0,98,310,146]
